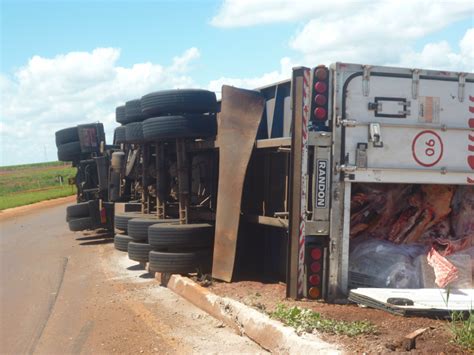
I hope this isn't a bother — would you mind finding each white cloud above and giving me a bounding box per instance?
[208,57,294,96]
[0,47,200,166]
[211,0,473,29]
[212,0,473,70]
[210,0,358,27]
[289,1,473,66]
[396,28,474,71]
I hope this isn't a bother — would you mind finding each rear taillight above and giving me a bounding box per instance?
[311,248,322,260]
[308,287,320,298]
[314,94,327,106]
[309,274,321,285]
[311,66,330,128]
[313,107,327,121]
[314,67,328,81]
[314,81,327,94]
[306,244,326,300]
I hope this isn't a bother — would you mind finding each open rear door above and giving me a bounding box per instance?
[212,86,265,282]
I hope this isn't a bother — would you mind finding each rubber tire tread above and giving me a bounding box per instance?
[128,218,178,242]
[68,217,92,231]
[55,127,79,147]
[115,105,126,124]
[66,202,89,219]
[148,223,214,249]
[127,242,153,262]
[125,99,147,123]
[125,122,145,143]
[57,141,82,161]
[148,250,212,274]
[141,89,217,116]
[142,114,217,141]
[114,234,133,252]
[114,212,148,231]
[114,126,126,144]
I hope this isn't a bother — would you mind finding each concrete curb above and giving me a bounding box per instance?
[159,273,342,354]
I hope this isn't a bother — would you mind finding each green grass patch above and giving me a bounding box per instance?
[449,310,473,350]
[0,161,67,171]
[0,186,76,210]
[271,304,376,337]
[0,161,76,210]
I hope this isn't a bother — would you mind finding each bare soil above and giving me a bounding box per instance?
[208,280,470,354]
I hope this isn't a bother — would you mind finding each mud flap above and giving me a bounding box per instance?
[212,85,265,282]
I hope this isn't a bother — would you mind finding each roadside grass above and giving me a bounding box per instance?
[271,304,376,337]
[0,161,76,210]
[0,161,65,171]
[448,310,473,350]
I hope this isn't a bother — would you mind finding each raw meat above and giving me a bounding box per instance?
[426,247,458,288]
[451,186,474,240]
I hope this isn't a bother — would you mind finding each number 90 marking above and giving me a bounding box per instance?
[412,130,444,167]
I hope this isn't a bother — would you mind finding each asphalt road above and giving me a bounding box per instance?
[0,201,264,354]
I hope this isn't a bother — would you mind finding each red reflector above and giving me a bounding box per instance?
[311,248,322,260]
[314,68,328,80]
[100,207,107,224]
[314,107,327,120]
[314,81,327,93]
[308,287,320,298]
[309,274,321,285]
[310,261,321,273]
[314,94,327,106]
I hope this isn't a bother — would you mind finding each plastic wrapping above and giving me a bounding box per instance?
[349,239,427,289]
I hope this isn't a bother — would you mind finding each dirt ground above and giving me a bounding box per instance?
[208,280,470,354]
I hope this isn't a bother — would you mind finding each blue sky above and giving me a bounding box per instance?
[1,0,473,166]
[1,0,296,85]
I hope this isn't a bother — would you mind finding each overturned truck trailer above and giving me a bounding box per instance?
[212,63,473,302]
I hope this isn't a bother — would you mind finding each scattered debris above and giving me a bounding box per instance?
[403,327,430,350]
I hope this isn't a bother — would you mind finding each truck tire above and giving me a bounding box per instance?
[68,217,92,231]
[114,211,147,232]
[66,202,89,220]
[125,122,145,143]
[128,218,178,242]
[114,234,133,252]
[125,99,147,123]
[114,126,126,144]
[55,127,79,147]
[141,89,218,116]
[57,141,82,161]
[148,223,214,249]
[142,114,217,141]
[127,242,153,262]
[148,250,212,274]
[115,105,126,124]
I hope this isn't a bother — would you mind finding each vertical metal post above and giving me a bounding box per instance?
[141,145,149,214]
[155,142,166,219]
[176,138,189,224]
[286,67,310,299]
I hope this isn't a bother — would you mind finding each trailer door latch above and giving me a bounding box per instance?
[369,123,383,148]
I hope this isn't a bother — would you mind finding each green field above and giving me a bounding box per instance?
[0,161,76,210]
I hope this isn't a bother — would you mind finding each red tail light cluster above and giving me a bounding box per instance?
[306,243,325,299]
[311,66,329,124]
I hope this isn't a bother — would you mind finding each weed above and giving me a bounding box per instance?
[448,310,473,350]
[443,288,473,350]
[271,304,376,337]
